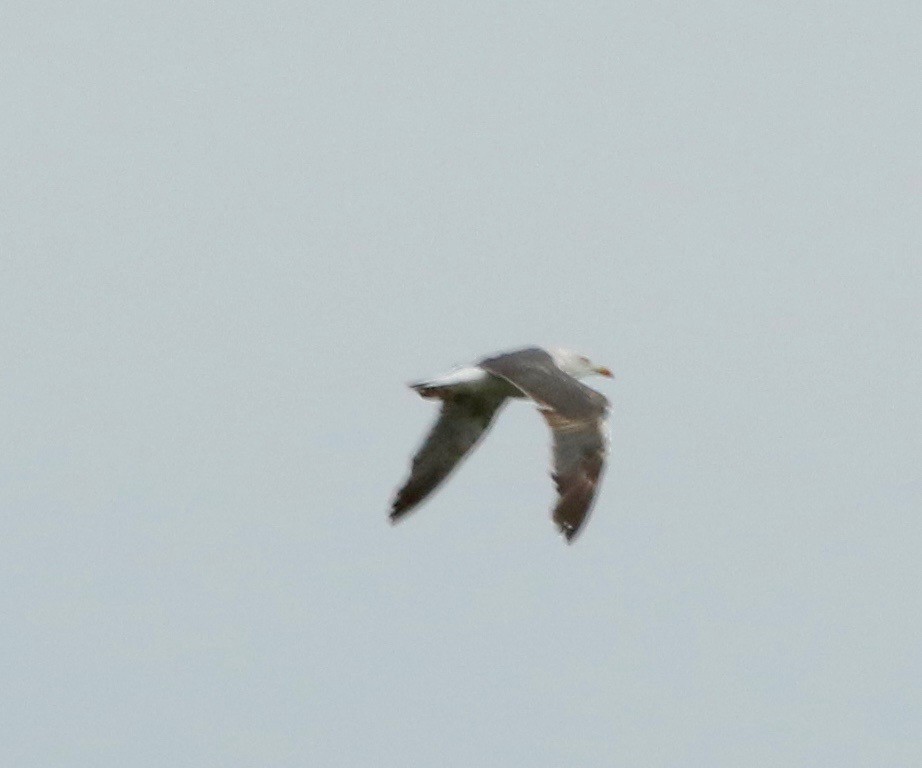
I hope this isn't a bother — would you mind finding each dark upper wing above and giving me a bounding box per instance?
[479,347,609,542]
[390,392,506,522]
[478,348,608,418]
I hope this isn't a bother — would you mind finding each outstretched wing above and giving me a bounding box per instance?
[479,348,609,542]
[390,392,506,522]
[540,409,608,542]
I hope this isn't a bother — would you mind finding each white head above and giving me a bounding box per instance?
[549,348,614,380]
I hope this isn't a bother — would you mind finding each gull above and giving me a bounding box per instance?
[389,347,613,543]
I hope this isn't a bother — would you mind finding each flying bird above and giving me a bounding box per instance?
[389,347,613,542]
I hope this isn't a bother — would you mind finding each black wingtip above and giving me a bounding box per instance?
[558,522,580,544]
[389,501,414,525]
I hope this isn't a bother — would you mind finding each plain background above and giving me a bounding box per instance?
[2,2,921,766]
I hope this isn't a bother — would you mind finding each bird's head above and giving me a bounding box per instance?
[550,348,614,381]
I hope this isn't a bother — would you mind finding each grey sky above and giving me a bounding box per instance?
[2,2,921,766]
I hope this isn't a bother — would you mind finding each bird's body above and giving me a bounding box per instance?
[412,364,507,396]
[389,346,614,543]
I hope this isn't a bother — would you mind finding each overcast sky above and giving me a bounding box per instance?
[2,2,921,766]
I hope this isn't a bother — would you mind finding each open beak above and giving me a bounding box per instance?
[595,366,614,378]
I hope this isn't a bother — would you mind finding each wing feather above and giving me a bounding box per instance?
[390,392,506,522]
[540,409,608,542]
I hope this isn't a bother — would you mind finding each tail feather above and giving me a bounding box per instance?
[410,382,453,400]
